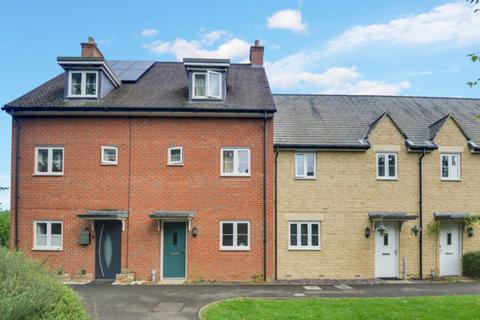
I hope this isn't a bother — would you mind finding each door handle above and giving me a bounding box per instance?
[445,252,453,255]
[170,252,180,256]
[382,253,390,256]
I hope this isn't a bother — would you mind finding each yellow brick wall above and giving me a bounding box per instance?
[277,116,480,279]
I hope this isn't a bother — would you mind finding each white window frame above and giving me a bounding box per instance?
[168,146,184,166]
[288,221,321,250]
[68,71,99,98]
[376,152,398,180]
[441,153,461,181]
[33,221,63,250]
[220,221,250,251]
[220,148,251,177]
[101,146,118,165]
[192,70,222,99]
[295,152,316,179]
[34,147,64,176]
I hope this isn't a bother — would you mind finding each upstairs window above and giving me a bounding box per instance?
[101,146,118,165]
[441,153,460,180]
[377,153,397,180]
[35,147,64,175]
[295,152,316,179]
[168,147,183,165]
[68,71,98,97]
[192,71,222,99]
[221,148,250,176]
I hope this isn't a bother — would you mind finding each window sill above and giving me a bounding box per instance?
[441,179,461,182]
[288,247,321,251]
[167,163,184,166]
[220,174,251,178]
[295,177,317,180]
[32,247,63,251]
[220,247,250,251]
[101,163,118,166]
[33,173,64,177]
[377,177,398,181]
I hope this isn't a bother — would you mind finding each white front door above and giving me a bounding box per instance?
[375,221,398,278]
[439,221,461,276]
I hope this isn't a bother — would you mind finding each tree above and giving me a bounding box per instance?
[467,1,480,87]
[0,187,8,191]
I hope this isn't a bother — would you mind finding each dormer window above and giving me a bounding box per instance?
[192,70,222,99]
[68,71,98,98]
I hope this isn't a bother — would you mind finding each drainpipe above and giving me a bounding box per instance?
[274,147,279,280]
[263,112,267,281]
[418,149,426,279]
[12,111,21,251]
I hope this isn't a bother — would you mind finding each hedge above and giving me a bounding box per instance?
[0,247,89,320]
[463,251,480,279]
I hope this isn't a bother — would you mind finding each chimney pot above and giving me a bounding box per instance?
[81,37,104,58]
[250,39,264,66]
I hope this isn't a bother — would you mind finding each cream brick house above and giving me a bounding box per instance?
[273,94,480,280]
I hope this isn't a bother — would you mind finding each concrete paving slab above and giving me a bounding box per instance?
[303,285,322,291]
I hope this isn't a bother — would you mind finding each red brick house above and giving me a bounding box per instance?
[3,38,275,282]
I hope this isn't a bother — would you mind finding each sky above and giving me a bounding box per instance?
[1,0,480,209]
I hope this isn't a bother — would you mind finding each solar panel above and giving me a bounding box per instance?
[107,60,155,82]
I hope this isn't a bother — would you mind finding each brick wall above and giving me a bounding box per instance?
[10,115,274,282]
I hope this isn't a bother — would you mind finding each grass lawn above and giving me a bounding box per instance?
[201,295,480,320]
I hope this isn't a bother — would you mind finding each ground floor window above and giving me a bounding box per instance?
[220,221,250,250]
[288,221,320,250]
[34,221,63,250]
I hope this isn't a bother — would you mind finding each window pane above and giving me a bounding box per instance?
[238,150,249,174]
[36,223,47,246]
[290,224,297,246]
[51,234,62,247]
[237,235,248,247]
[311,224,319,246]
[52,149,63,172]
[306,153,315,177]
[208,72,221,98]
[451,155,459,178]
[377,155,385,177]
[388,154,396,177]
[222,223,234,246]
[71,73,82,95]
[194,74,206,97]
[296,154,304,177]
[237,223,248,235]
[37,149,49,172]
[222,223,233,235]
[301,224,308,246]
[51,223,62,235]
[442,156,449,178]
[223,150,234,173]
[85,73,97,95]
[103,148,117,162]
[222,235,233,246]
[384,233,389,246]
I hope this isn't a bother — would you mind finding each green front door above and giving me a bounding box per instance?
[163,222,186,278]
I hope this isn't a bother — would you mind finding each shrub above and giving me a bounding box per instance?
[463,251,480,279]
[0,210,9,247]
[0,247,89,320]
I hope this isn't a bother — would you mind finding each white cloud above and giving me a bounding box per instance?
[144,37,251,61]
[325,3,480,54]
[202,30,228,45]
[141,28,159,37]
[266,55,410,95]
[267,9,307,33]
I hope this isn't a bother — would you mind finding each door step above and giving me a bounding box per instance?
[158,279,186,285]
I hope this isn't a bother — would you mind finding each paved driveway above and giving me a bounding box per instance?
[73,282,480,320]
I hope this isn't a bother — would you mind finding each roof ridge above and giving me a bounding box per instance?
[272,93,480,101]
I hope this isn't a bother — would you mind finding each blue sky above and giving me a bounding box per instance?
[1,0,480,209]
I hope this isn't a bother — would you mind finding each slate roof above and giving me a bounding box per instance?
[3,62,275,113]
[274,94,480,149]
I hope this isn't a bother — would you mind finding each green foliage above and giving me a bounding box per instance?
[0,210,10,247]
[463,251,480,279]
[466,1,480,87]
[0,248,89,320]
[202,296,480,320]
[427,221,440,237]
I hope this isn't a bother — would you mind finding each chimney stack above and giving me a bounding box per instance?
[81,37,104,58]
[250,39,264,66]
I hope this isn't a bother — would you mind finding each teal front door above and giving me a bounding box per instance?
[163,222,186,278]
